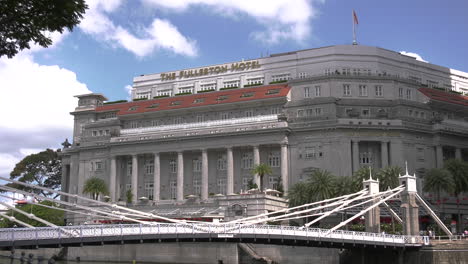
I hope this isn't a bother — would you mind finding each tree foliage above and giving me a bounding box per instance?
[0,0,87,58]
[251,163,273,191]
[443,159,468,196]
[8,149,61,198]
[423,168,455,202]
[0,201,64,228]
[83,177,109,200]
[376,166,402,190]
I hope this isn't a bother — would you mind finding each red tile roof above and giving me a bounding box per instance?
[419,87,468,107]
[96,84,290,116]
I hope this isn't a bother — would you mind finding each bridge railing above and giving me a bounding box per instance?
[0,224,427,246]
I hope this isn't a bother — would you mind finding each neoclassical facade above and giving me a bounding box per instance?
[61,45,468,207]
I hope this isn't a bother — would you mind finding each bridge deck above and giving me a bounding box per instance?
[0,224,427,250]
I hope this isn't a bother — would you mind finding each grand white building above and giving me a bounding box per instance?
[61,45,468,213]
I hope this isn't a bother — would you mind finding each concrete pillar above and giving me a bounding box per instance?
[201,149,209,200]
[281,144,289,193]
[177,152,184,201]
[381,141,389,168]
[131,154,138,204]
[436,145,443,168]
[455,148,462,160]
[153,153,160,201]
[399,170,420,236]
[253,146,260,188]
[352,140,360,173]
[390,140,404,168]
[227,147,234,195]
[109,156,117,202]
[363,175,380,233]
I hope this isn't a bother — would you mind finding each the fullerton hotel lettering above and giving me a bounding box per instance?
[160,60,261,81]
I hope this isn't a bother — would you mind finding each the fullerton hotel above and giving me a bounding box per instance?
[61,45,468,210]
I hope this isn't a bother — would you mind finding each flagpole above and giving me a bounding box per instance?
[352,10,357,45]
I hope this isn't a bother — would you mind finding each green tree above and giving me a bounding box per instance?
[0,0,87,58]
[351,167,372,193]
[423,168,455,203]
[8,149,61,198]
[0,201,64,228]
[443,159,468,231]
[376,166,402,190]
[251,163,273,191]
[247,179,258,190]
[83,177,109,200]
[287,182,312,208]
[308,169,336,201]
[334,176,355,196]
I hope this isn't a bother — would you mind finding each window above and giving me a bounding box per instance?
[193,98,205,104]
[147,103,159,109]
[136,91,151,99]
[427,80,439,88]
[304,87,310,98]
[271,107,280,115]
[192,158,202,172]
[223,80,240,88]
[246,77,264,85]
[353,68,361,76]
[398,88,404,98]
[375,85,383,97]
[217,178,226,195]
[315,108,323,116]
[217,154,226,170]
[151,120,159,126]
[360,152,372,165]
[417,148,425,162]
[158,89,172,97]
[271,73,290,82]
[297,109,304,117]
[193,179,201,196]
[92,131,97,136]
[306,109,314,116]
[305,147,316,159]
[178,86,194,94]
[241,92,255,98]
[268,151,280,167]
[325,69,332,76]
[217,95,229,101]
[362,109,370,117]
[269,177,279,189]
[343,84,351,96]
[170,181,177,199]
[241,152,253,169]
[169,159,177,173]
[299,72,308,79]
[199,83,216,91]
[408,109,413,117]
[126,160,132,177]
[221,112,230,120]
[245,110,253,117]
[342,68,351,75]
[169,101,182,106]
[420,112,426,119]
[266,88,280,95]
[174,117,183,124]
[130,121,140,128]
[242,177,251,191]
[144,182,154,200]
[196,115,204,122]
[406,89,412,100]
[359,85,368,96]
[145,159,154,174]
[94,161,103,171]
[314,85,321,97]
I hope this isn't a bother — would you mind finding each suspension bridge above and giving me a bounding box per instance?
[0,166,451,251]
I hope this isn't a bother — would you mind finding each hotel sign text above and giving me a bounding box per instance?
[160,60,261,81]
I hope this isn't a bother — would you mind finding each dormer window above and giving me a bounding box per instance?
[128,106,139,111]
[170,101,182,106]
[217,95,229,101]
[241,92,255,98]
[266,89,280,95]
[193,98,205,104]
[147,103,159,109]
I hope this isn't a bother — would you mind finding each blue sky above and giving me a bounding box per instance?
[0,0,467,177]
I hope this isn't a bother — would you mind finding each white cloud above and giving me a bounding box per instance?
[79,0,197,57]
[400,51,428,63]
[125,84,133,99]
[0,42,90,178]
[142,0,321,44]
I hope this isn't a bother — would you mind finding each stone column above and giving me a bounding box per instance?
[399,172,419,236]
[381,141,389,168]
[109,156,117,202]
[352,140,360,173]
[363,176,380,233]
[389,140,404,168]
[131,154,138,204]
[177,152,184,201]
[227,147,234,195]
[436,145,443,168]
[281,144,289,193]
[253,146,260,188]
[153,153,160,202]
[201,149,209,200]
[455,148,462,160]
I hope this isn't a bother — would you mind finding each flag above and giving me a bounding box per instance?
[353,10,359,25]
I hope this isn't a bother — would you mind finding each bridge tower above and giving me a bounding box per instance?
[363,170,380,233]
[399,164,420,236]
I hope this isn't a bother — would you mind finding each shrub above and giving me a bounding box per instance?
[175,92,193,96]
[243,83,263,88]
[133,97,148,101]
[153,95,169,99]
[197,89,216,93]
[269,80,288,84]
[219,86,239,90]
[104,100,128,105]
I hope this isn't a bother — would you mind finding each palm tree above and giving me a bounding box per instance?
[308,169,336,202]
[83,177,109,200]
[423,168,455,204]
[287,182,312,207]
[376,166,402,190]
[351,167,372,193]
[334,176,354,196]
[251,163,273,191]
[444,159,468,232]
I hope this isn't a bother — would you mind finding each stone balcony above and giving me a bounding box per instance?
[112,114,288,143]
